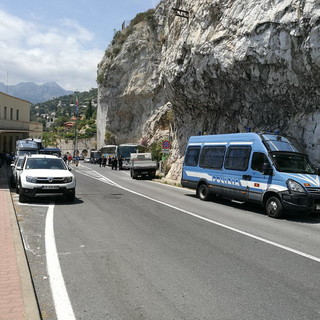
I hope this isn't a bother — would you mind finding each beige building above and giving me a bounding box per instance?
[0,92,42,153]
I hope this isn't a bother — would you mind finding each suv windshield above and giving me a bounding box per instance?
[25,158,67,170]
[271,152,316,174]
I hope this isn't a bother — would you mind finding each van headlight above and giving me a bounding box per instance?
[287,179,306,194]
[63,176,73,183]
[26,176,37,183]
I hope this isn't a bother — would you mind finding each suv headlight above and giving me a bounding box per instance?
[26,176,37,183]
[287,179,306,194]
[63,176,73,183]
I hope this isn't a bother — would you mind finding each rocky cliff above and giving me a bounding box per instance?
[97,0,320,179]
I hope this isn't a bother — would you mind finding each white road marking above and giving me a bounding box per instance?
[76,168,320,263]
[45,203,76,320]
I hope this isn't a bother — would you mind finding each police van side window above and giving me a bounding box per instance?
[185,146,201,166]
[251,152,269,172]
[224,146,251,171]
[199,146,226,169]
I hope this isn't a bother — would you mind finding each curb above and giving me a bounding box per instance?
[1,166,41,320]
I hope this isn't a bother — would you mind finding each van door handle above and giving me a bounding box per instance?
[242,175,252,181]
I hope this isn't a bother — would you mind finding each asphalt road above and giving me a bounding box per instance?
[13,163,320,320]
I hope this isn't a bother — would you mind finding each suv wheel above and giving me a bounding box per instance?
[19,188,27,203]
[15,181,20,194]
[64,189,75,202]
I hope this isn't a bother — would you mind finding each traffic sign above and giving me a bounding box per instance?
[162,140,171,149]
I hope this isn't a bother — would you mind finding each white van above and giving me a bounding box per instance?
[181,133,320,218]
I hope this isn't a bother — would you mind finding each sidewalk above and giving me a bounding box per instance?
[0,165,41,320]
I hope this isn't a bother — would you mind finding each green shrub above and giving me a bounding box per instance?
[130,9,155,26]
[150,141,162,162]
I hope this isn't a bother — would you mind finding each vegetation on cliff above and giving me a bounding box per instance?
[97,9,156,85]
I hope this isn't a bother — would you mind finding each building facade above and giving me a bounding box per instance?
[0,92,42,153]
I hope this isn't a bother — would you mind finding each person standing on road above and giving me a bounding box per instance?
[67,153,72,165]
[75,155,80,166]
[114,157,118,170]
[99,155,102,167]
[111,157,118,170]
[118,156,123,170]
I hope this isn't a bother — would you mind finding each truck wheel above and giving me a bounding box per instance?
[198,184,211,201]
[130,169,136,179]
[266,196,283,219]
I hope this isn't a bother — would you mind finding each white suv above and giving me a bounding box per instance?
[18,154,76,203]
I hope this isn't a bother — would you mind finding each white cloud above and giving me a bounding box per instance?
[0,9,103,91]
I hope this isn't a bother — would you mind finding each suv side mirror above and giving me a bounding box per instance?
[262,162,273,175]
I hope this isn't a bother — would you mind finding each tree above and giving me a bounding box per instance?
[85,100,94,119]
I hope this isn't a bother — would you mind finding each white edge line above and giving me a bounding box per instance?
[45,203,76,320]
[77,169,320,264]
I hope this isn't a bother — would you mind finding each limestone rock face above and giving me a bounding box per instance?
[97,0,320,180]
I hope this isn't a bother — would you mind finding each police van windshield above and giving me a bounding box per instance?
[271,152,316,174]
[262,134,302,153]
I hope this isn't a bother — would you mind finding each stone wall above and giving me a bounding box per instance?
[97,0,320,180]
[55,137,97,156]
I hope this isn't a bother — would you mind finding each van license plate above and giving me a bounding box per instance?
[43,186,59,189]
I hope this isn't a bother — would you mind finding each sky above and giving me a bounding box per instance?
[0,0,159,92]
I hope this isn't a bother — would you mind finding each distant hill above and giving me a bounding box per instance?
[0,82,74,103]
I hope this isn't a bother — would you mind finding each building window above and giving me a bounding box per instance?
[10,108,13,120]
[16,109,19,120]
[4,106,7,119]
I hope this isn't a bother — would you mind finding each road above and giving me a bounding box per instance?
[12,163,320,320]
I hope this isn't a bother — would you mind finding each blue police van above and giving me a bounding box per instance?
[181,132,320,218]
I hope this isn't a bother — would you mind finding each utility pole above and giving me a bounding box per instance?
[73,94,79,157]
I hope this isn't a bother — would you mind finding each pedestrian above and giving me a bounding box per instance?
[67,153,72,165]
[99,155,102,167]
[118,156,123,170]
[113,157,118,170]
[6,152,12,165]
[63,153,68,163]
[108,157,112,167]
[102,157,107,167]
[111,157,115,170]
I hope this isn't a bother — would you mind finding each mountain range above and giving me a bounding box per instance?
[0,82,73,104]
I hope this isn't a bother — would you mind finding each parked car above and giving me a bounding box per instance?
[10,156,24,190]
[17,154,76,203]
[84,157,91,163]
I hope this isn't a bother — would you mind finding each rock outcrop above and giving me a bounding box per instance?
[97,0,320,180]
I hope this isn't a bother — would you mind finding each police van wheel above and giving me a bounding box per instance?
[198,184,211,201]
[266,196,283,219]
